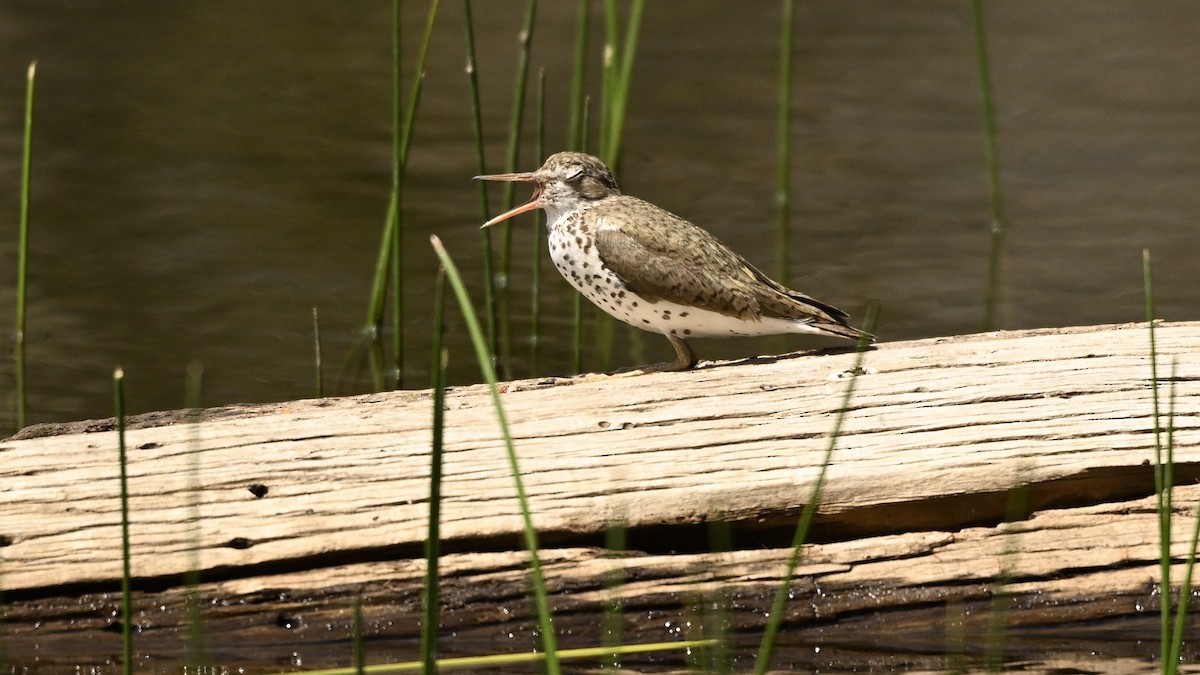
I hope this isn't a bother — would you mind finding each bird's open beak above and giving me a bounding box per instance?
[473,171,541,228]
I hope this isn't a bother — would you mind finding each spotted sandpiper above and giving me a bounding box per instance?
[475,151,872,372]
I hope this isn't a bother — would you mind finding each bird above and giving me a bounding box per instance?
[475,151,872,373]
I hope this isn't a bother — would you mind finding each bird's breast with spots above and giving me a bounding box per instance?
[549,226,621,302]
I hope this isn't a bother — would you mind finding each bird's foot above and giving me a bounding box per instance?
[570,335,699,379]
[606,359,695,377]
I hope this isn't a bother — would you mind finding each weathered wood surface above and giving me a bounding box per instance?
[2,321,1199,670]
[5,487,1200,671]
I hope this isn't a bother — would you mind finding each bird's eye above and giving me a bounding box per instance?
[564,168,584,182]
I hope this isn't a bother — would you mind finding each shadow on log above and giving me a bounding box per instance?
[1,321,1198,672]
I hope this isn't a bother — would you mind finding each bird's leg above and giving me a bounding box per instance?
[573,335,699,381]
[665,335,698,371]
[603,335,697,377]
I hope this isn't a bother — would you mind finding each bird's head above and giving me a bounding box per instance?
[474,151,621,227]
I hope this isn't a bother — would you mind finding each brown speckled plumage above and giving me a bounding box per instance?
[476,151,871,372]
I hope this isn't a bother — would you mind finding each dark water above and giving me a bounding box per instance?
[1,2,1197,431]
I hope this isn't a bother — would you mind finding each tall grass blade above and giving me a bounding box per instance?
[944,599,967,674]
[461,0,499,361]
[0,541,5,669]
[571,97,592,374]
[704,519,734,673]
[594,309,615,372]
[421,268,449,672]
[113,367,133,675]
[601,519,627,670]
[15,61,36,431]
[429,235,560,674]
[530,69,547,375]
[0,563,5,669]
[365,0,440,360]
[594,2,621,370]
[1167,359,1194,672]
[496,0,540,380]
[300,639,717,675]
[367,329,387,393]
[366,194,397,340]
[602,0,644,166]
[387,0,407,385]
[390,188,402,386]
[599,0,619,163]
[313,307,324,397]
[775,0,795,282]
[1144,249,1171,664]
[352,596,366,675]
[572,292,585,374]
[391,0,405,200]
[567,0,591,150]
[984,477,1029,672]
[184,361,207,669]
[593,0,644,370]
[752,304,878,675]
[972,0,1006,331]
[405,0,439,387]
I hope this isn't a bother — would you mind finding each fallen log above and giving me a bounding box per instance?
[1,321,1198,671]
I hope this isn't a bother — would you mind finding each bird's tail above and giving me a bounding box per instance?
[815,320,876,343]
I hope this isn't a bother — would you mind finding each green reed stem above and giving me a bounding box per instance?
[183,361,207,669]
[497,0,539,380]
[1144,249,1171,663]
[567,0,590,150]
[365,0,439,355]
[15,62,36,431]
[704,519,734,673]
[367,329,387,393]
[366,193,396,340]
[775,0,795,283]
[530,69,547,375]
[984,476,1029,672]
[312,307,324,397]
[114,367,133,675]
[601,519,627,670]
[461,0,499,361]
[352,596,365,675]
[599,0,619,162]
[0,563,5,668]
[602,0,643,166]
[421,268,448,673]
[1167,359,1194,672]
[753,304,878,675]
[944,599,967,673]
[499,0,539,219]
[0,544,5,668]
[387,0,404,379]
[301,639,717,675]
[390,196,402,386]
[572,293,585,374]
[972,0,1005,331]
[430,235,560,674]
[400,0,439,386]
[391,0,403,197]
[594,310,615,372]
[571,97,591,374]
[592,0,644,371]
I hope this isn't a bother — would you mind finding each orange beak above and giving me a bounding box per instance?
[473,171,541,228]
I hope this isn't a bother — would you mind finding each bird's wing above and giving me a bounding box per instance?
[590,197,850,326]
[744,264,853,325]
